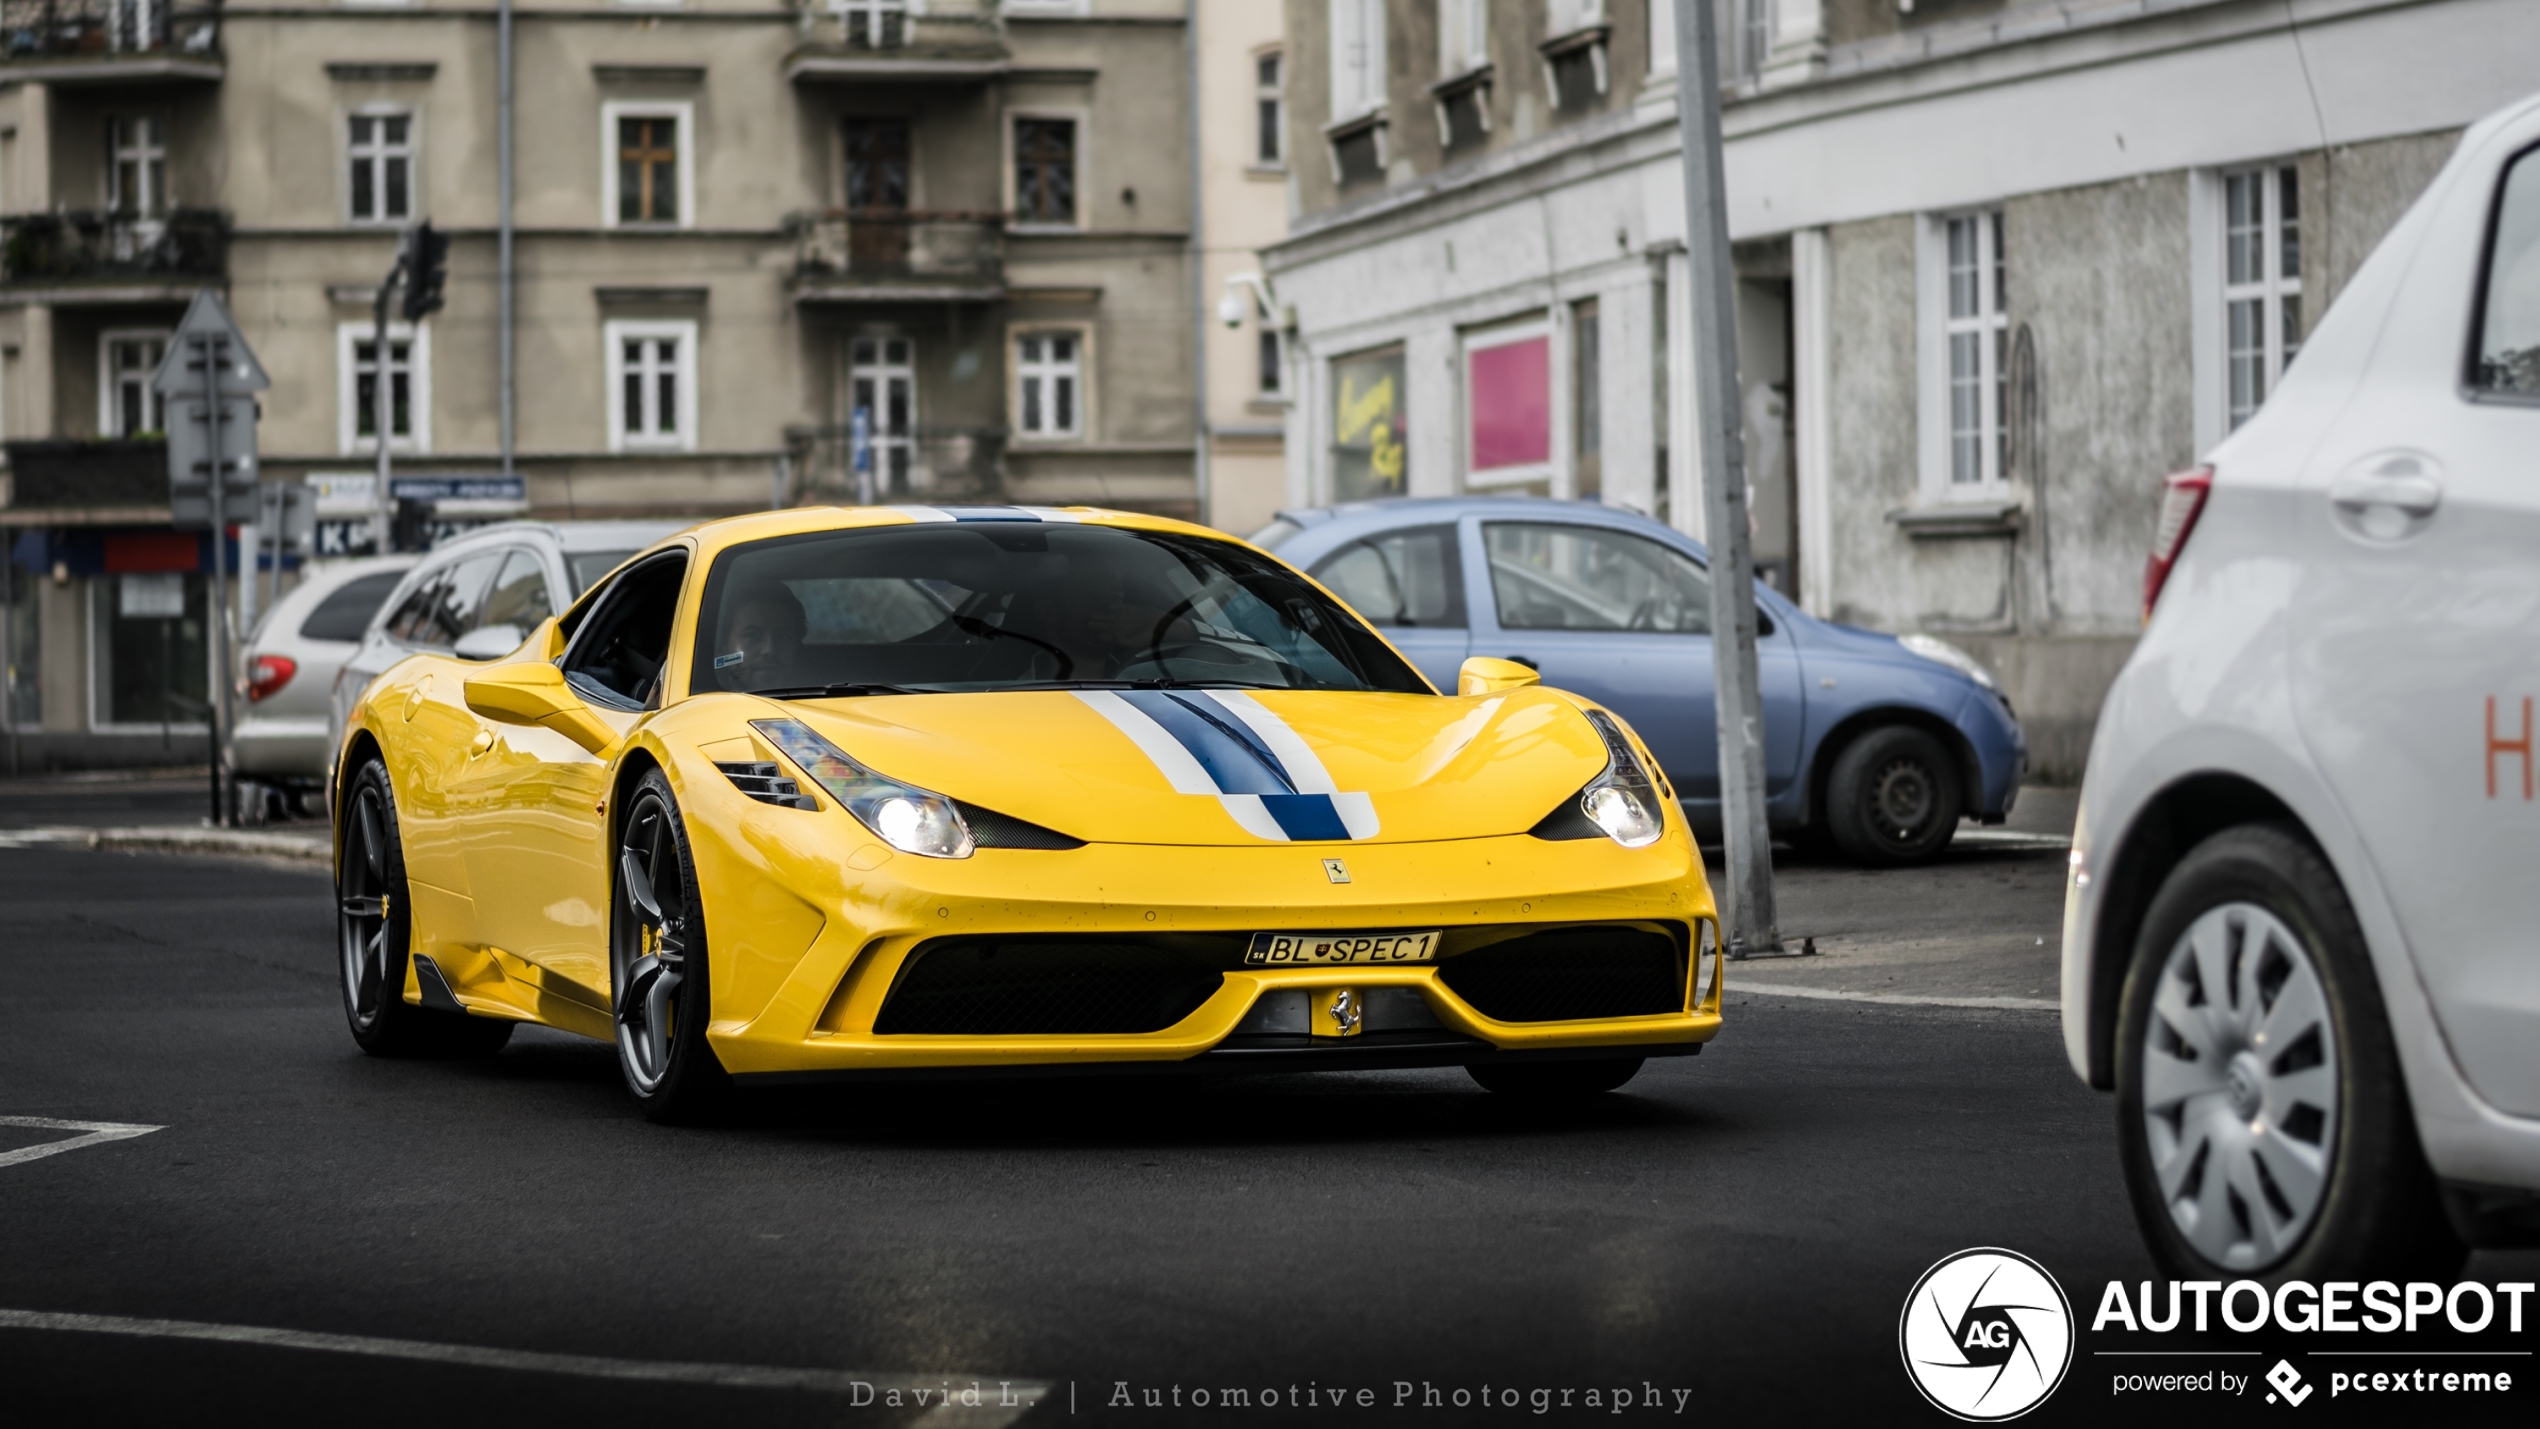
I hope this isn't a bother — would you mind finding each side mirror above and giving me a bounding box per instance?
[463,662,619,756]
[452,624,525,661]
[1458,656,1542,697]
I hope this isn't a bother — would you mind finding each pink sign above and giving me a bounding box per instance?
[1469,335,1550,471]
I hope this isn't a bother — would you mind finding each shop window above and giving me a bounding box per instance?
[1572,298,1601,500]
[1330,345,1406,502]
[94,569,209,730]
[1465,323,1551,490]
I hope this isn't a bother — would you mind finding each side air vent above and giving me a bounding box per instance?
[718,761,817,810]
[956,801,1086,850]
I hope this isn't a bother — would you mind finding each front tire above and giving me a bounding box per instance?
[1469,1058,1644,1097]
[611,769,728,1121]
[337,758,513,1057]
[1823,725,1961,866]
[2114,824,2463,1280]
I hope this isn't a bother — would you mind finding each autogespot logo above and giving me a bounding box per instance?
[1900,1248,2076,1421]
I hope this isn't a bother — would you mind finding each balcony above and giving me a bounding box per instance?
[1,209,228,300]
[788,211,1004,304]
[785,0,1007,84]
[0,438,171,527]
[0,0,223,83]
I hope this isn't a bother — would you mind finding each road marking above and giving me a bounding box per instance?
[0,1118,164,1169]
[1733,982,2059,1012]
[0,1308,1047,1424]
[1952,829,2072,851]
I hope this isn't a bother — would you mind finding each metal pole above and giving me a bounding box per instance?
[1673,0,1780,956]
[204,332,231,826]
[498,0,516,480]
[374,250,401,553]
[1184,0,1210,528]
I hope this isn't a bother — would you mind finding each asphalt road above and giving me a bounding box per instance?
[3,837,2531,1427]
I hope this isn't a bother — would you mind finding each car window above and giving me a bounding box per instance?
[380,571,446,644]
[403,551,504,650]
[2473,142,2540,395]
[1483,522,1710,634]
[562,554,690,710]
[300,571,408,644]
[688,523,1428,697]
[568,549,639,596]
[478,549,555,632]
[1310,525,1466,628]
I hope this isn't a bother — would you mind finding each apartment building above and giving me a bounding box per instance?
[1195,0,1290,537]
[0,0,1202,771]
[1263,0,2538,775]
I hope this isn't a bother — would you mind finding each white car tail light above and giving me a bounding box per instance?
[2142,465,2213,621]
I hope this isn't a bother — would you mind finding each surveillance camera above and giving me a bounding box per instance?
[1217,294,1248,329]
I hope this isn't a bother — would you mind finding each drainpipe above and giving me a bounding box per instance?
[1185,0,1210,527]
[498,0,517,479]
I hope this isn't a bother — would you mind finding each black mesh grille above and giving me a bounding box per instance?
[956,801,1085,850]
[1436,926,1686,1022]
[875,936,1240,1035]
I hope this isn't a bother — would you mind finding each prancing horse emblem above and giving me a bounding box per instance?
[1327,988,1362,1034]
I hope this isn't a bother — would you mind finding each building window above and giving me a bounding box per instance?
[100,331,168,437]
[1572,298,1601,500]
[94,569,210,731]
[1941,211,2007,489]
[1255,51,1285,167]
[1465,322,1552,491]
[603,102,691,228]
[848,336,916,493]
[1330,344,1406,502]
[1328,0,1387,122]
[1015,331,1082,439]
[836,0,906,49]
[348,110,413,224]
[2223,164,2302,430]
[1432,3,1492,152]
[337,321,432,453]
[1738,0,1775,81]
[1012,116,1077,227]
[1441,0,1489,74]
[1258,326,1283,398]
[606,320,698,453]
[1542,0,1608,113]
[107,115,166,218]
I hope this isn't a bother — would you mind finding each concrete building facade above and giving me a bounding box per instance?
[1263,0,2537,778]
[0,0,1205,771]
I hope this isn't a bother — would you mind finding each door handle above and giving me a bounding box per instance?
[2328,453,2442,542]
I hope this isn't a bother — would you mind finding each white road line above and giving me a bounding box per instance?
[0,1309,1048,1424]
[0,1117,164,1169]
[1733,982,2060,1012]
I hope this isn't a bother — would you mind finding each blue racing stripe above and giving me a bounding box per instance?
[1259,794,1349,841]
[1117,690,1292,795]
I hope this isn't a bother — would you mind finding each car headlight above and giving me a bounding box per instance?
[1898,632,1997,691]
[1531,709,1667,849]
[751,718,975,859]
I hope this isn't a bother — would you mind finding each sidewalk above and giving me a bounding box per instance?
[0,823,329,865]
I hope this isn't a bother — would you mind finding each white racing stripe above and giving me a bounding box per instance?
[0,1117,163,1170]
[1072,690,1218,795]
[0,1308,1048,1424]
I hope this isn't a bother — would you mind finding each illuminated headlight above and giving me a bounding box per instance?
[1578,710,1666,849]
[751,718,975,859]
[1898,632,1998,691]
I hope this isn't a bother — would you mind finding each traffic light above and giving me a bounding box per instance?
[401,222,450,321]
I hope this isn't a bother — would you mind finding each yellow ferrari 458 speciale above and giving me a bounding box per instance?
[333,505,1724,1118]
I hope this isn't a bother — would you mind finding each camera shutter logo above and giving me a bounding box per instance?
[1899,1248,2074,1420]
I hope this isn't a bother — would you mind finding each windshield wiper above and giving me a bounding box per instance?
[752,682,925,699]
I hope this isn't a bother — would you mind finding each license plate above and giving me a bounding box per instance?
[1243,930,1441,967]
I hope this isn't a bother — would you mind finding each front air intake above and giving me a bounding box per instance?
[1435,926,1686,1022]
[874,935,1243,1035]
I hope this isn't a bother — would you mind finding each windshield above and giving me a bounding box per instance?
[689,522,1430,698]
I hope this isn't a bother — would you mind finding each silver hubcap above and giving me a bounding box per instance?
[2140,901,2339,1270]
[338,786,392,1030]
[614,797,688,1094]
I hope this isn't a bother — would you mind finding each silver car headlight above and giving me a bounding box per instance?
[1527,708,1668,849]
[1898,632,1998,691]
[751,718,975,859]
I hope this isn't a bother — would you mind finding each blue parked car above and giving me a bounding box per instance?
[1253,498,2026,866]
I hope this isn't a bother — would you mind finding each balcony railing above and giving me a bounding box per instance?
[1,0,222,62]
[788,0,1005,80]
[1,209,228,287]
[790,211,1003,289]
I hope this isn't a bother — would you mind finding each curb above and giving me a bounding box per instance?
[0,825,331,865]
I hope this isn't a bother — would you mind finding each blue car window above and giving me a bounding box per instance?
[1483,522,1710,634]
[1308,525,1465,628]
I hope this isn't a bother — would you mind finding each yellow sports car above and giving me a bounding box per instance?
[333,505,1724,1118]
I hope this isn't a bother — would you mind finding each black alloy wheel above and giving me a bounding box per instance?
[337,757,512,1056]
[2114,824,2464,1281]
[611,768,728,1120]
[1823,724,1962,866]
[1468,1058,1645,1097]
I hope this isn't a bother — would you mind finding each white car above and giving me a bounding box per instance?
[233,556,416,789]
[2063,92,2540,1279]
[326,520,686,780]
